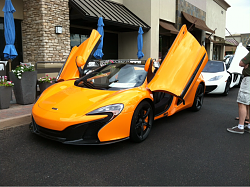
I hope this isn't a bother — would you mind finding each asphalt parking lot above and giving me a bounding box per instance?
[0,87,249,186]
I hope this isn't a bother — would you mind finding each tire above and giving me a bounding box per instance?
[222,76,231,96]
[130,101,154,143]
[236,75,243,88]
[191,84,204,112]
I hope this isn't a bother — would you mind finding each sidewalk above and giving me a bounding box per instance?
[0,96,34,130]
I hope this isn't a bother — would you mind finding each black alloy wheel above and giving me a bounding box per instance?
[191,84,204,111]
[130,101,154,142]
[222,76,231,96]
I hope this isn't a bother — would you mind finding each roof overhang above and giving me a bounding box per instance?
[159,20,179,35]
[69,0,150,32]
[213,0,231,10]
[182,11,215,34]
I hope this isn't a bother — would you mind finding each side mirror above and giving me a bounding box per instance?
[76,56,86,67]
[144,58,152,72]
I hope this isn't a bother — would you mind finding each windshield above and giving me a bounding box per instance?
[75,63,147,90]
[224,55,234,70]
[202,61,225,73]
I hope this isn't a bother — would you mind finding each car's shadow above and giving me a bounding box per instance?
[27,127,135,154]
[204,86,239,98]
[25,104,205,155]
[25,87,240,154]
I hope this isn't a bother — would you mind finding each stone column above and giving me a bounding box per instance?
[22,0,70,64]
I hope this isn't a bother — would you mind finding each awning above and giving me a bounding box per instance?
[225,38,239,46]
[159,20,179,34]
[182,11,215,34]
[69,0,150,31]
[213,39,236,46]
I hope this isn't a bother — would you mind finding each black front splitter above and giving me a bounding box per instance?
[29,122,129,145]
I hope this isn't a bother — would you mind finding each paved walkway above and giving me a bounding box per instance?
[0,103,33,120]
[0,93,34,130]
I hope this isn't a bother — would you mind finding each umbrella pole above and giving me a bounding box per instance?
[8,59,12,72]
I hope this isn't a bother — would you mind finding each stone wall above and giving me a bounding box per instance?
[22,0,70,64]
[176,0,206,30]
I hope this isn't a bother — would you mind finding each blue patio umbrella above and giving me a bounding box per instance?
[93,17,104,59]
[137,27,144,59]
[3,0,18,71]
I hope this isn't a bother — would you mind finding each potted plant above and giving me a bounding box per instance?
[9,64,37,105]
[0,76,14,109]
[38,74,56,93]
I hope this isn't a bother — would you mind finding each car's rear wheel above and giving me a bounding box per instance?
[130,101,154,143]
[222,76,231,96]
[191,84,204,111]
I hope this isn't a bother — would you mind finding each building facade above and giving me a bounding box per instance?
[0,0,230,71]
[225,33,250,55]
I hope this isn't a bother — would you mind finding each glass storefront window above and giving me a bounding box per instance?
[0,19,5,61]
[70,34,89,49]
[159,34,175,59]
[213,45,221,60]
[0,23,3,30]
[159,34,170,58]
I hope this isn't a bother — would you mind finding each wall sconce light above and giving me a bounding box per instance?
[55,26,62,34]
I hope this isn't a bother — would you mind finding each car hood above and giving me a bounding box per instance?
[227,42,248,74]
[38,87,115,116]
[37,81,145,117]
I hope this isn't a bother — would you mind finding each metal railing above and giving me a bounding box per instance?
[35,61,65,74]
[94,59,147,66]
[35,59,147,75]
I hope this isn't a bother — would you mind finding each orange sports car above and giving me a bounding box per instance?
[30,25,208,145]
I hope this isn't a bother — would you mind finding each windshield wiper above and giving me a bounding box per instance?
[74,78,95,89]
[109,80,118,84]
[83,80,95,88]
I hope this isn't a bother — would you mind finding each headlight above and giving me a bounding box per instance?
[87,104,124,119]
[208,75,223,81]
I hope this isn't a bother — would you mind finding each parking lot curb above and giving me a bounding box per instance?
[0,114,31,130]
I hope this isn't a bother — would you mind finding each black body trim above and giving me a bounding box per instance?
[205,85,217,93]
[180,53,206,103]
[29,114,128,145]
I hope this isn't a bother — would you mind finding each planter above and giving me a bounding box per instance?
[9,71,37,105]
[0,86,12,109]
[38,82,55,93]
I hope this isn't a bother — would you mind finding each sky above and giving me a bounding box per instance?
[225,0,250,35]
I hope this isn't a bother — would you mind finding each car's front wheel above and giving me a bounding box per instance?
[130,101,154,143]
[191,84,204,111]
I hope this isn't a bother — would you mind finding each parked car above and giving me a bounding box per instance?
[29,25,208,145]
[224,54,233,61]
[202,60,231,95]
[225,43,249,88]
[224,55,242,88]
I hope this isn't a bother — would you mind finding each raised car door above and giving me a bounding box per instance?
[57,29,101,82]
[227,42,248,74]
[148,25,208,104]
